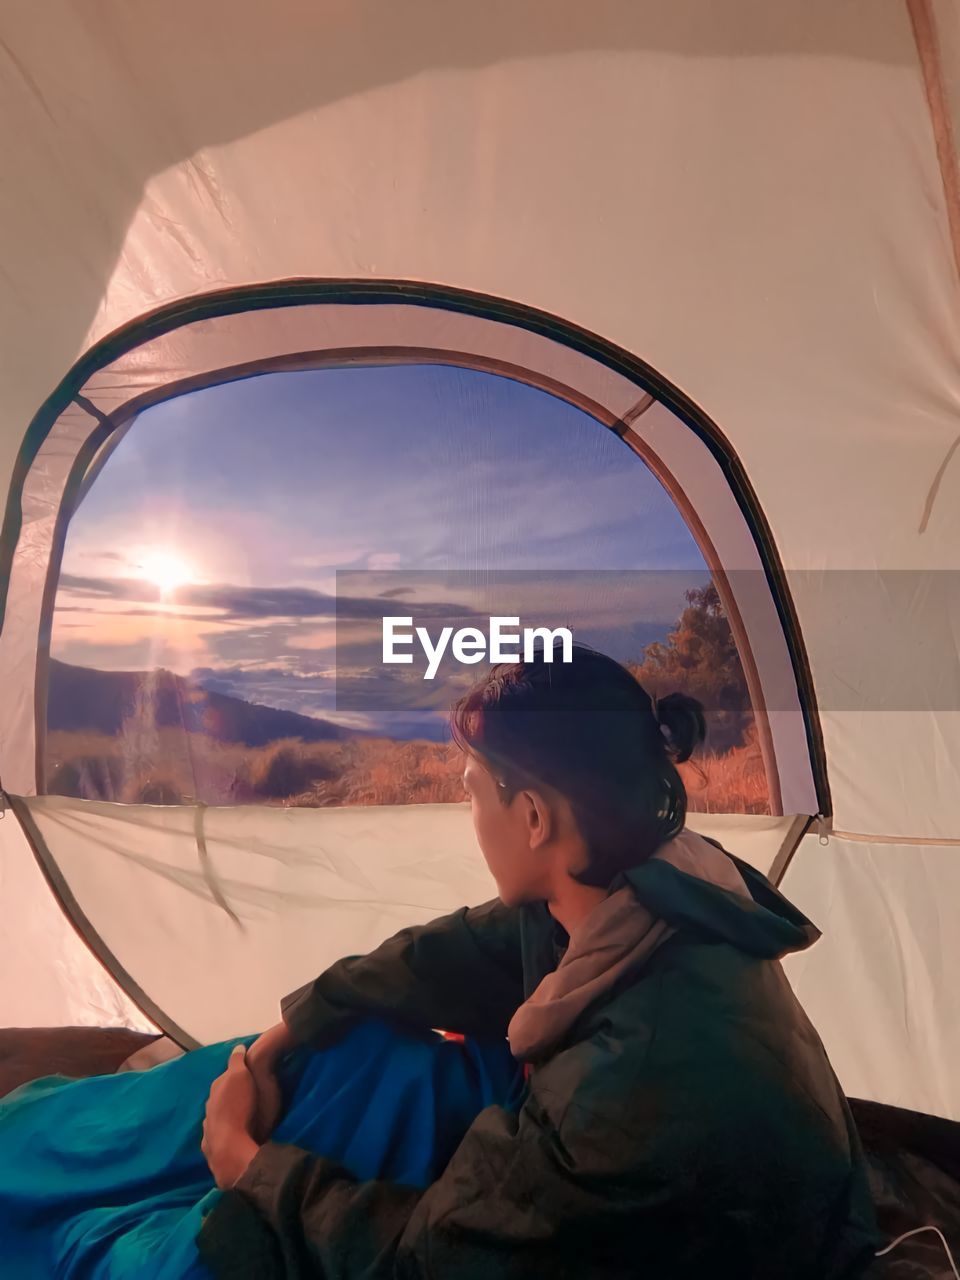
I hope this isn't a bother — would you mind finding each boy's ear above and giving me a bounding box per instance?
[523,788,553,850]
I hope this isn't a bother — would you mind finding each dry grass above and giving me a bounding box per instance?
[45,727,769,814]
[46,728,245,806]
[237,739,340,800]
[678,737,770,815]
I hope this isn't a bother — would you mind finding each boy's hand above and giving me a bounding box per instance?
[202,1044,261,1188]
[245,1021,294,1142]
[246,1039,284,1143]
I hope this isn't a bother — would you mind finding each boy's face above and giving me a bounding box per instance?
[462,751,551,908]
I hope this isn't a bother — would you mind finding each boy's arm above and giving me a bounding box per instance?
[279,897,526,1048]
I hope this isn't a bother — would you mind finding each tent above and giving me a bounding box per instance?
[0,0,958,1165]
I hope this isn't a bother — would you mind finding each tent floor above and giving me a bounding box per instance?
[853,1098,960,1278]
[0,1026,159,1098]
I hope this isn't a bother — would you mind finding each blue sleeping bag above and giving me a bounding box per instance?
[0,1018,525,1278]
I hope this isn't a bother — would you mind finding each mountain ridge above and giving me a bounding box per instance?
[47,658,361,748]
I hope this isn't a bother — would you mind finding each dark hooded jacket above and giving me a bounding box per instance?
[197,845,880,1278]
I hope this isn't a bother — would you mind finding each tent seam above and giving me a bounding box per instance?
[829,827,960,847]
[905,0,960,286]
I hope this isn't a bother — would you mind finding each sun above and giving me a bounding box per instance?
[137,549,195,596]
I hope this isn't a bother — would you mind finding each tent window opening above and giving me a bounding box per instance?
[43,362,771,816]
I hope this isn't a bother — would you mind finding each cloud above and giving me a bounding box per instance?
[290,548,368,571]
[366,552,402,571]
[78,549,126,562]
[186,664,447,737]
[188,663,455,738]
[52,570,691,709]
[57,574,486,624]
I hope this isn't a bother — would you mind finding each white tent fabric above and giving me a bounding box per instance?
[1,2,959,1119]
[0,805,150,1032]
[783,830,960,1122]
[3,797,802,1047]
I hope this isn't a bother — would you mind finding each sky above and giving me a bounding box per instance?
[53,364,709,731]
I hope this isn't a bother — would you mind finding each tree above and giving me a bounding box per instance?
[628,583,754,753]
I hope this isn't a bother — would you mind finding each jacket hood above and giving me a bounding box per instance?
[614,832,820,960]
[509,828,816,1063]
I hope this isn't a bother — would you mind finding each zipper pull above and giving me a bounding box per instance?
[816,814,830,846]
